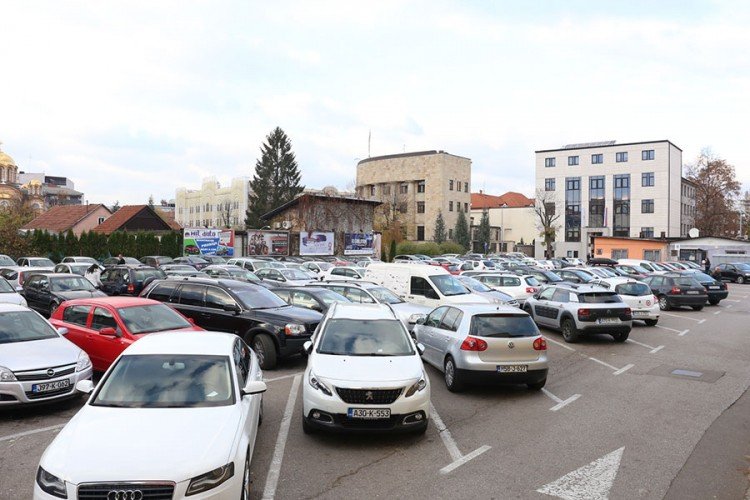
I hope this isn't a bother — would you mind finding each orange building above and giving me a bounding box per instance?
[593,236,670,261]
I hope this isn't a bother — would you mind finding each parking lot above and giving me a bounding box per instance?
[2,284,749,499]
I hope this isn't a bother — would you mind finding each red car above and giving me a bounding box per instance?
[49,297,203,372]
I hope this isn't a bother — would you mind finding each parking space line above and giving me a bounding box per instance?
[0,423,66,443]
[679,329,690,337]
[440,445,492,475]
[654,324,685,334]
[626,338,664,354]
[725,299,741,302]
[713,310,722,315]
[726,304,733,308]
[660,312,704,323]
[262,374,301,500]
[541,388,581,412]
[587,357,634,375]
[544,336,575,351]
[430,402,491,474]
[264,372,304,383]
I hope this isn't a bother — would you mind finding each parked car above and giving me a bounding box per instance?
[50,297,203,371]
[301,303,429,434]
[617,259,669,274]
[54,262,94,276]
[640,273,708,311]
[256,267,316,286]
[172,256,210,270]
[557,268,599,284]
[139,255,174,268]
[455,275,520,307]
[614,264,650,280]
[273,286,351,313]
[524,283,632,343]
[472,273,540,304]
[595,278,660,326]
[320,266,366,281]
[99,265,167,296]
[0,266,55,292]
[61,256,98,265]
[22,273,106,317]
[301,261,334,275]
[202,265,268,284]
[102,256,141,266]
[34,331,265,498]
[714,262,750,284]
[0,303,92,407]
[0,276,27,306]
[0,254,15,266]
[140,278,322,369]
[679,270,729,305]
[227,257,276,273]
[415,304,548,391]
[17,256,55,268]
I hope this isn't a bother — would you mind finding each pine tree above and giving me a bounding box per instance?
[477,210,491,253]
[453,208,470,251]
[433,210,446,244]
[245,127,305,228]
[389,239,397,263]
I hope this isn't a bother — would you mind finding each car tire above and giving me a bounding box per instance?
[561,318,579,343]
[737,276,745,284]
[48,300,60,317]
[251,334,277,370]
[692,305,704,311]
[644,319,658,327]
[527,378,546,390]
[241,449,251,500]
[708,298,720,305]
[523,304,533,316]
[612,331,629,342]
[658,295,670,311]
[302,416,315,435]
[444,356,464,392]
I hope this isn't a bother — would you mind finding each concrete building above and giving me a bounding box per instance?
[356,150,471,242]
[535,140,694,259]
[175,177,251,230]
[470,191,537,253]
[17,172,83,207]
[680,178,697,237]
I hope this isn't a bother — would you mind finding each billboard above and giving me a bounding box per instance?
[183,228,235,257]
[300,231,335,256]
[344,233,375,255]
[247,230,289,256]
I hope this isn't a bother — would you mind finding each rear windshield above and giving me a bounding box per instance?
[133,269,167,282]
[0,278,14,293]
[579,292,622,303]
[469,314,539,338]
[615,283,651,296]
[687,272,714,282]
[675,277,700,287]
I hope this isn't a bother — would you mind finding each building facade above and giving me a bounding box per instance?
[680,178,697,237]
[470,191,537,253]
[17,173,83,207]
[356,151,471,242]
[0,145,46,212]
[535,140,694,259]
[21,204,112,236]
[175,177,251,230]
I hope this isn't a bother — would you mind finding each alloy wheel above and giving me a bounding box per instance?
[658,296,669,310]
[444,359,455,388]
[253,338,265,366]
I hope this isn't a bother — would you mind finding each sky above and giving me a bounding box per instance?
[1,0,749,205]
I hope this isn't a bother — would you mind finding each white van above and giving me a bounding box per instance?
[364,263,491,308]
[617,259,668,275]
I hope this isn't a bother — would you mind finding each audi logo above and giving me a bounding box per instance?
[107,490,143,500]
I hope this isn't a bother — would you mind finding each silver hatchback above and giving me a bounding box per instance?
[414,304,548,392]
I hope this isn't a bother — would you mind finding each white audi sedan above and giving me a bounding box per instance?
[302,303,430,434]
[34,331,266,500]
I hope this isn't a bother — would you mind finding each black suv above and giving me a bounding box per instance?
[140,277,323,369]
[99,265,166,296]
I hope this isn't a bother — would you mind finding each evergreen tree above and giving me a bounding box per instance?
[111,200,121,212]
[389,240,397,263]
[453,208,471,251]
[245,127,305,228]
[477,210,491,253]
[433,210,446,244]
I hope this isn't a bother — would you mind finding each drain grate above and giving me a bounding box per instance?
[648,365,725,383]
[671,369,703,378]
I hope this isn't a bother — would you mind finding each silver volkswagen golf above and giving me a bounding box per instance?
[414,304,548,392]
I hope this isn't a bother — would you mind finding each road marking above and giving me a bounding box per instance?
[264,372,303,383]
[430,402,491,474]
[588,357,634,375]
[262,374,301,500]
[678,329,690,337]
[541,388,581,412]
[536,447,624,500]
[0,423,66,443]
[545,336,576,351]
[654,324,682,334]
[725,299,741,302]
[660,312,704,322]
[727,304,733,308]
[626,338,664,354]
[713,310,722,315]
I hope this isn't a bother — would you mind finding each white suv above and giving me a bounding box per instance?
[302,303,430,434]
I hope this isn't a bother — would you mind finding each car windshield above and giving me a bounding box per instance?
[0,278,15,293]
[458,276,492,292]
[30,258,55,267]
[366,286,403,304]
[0,310,59,344]
[51,276,96,292]
[133,269,167,282]
[316,262,333,271]
[525,276,541,286]
[317,319,414,356]
[225,268,260,281]
[469,314,540,338]
[0,256,15,266]
[315,289,351,306]
[734,263,750,271]
[166,265,195,271]
[92,354,234,408]
[615,283,651,296]
[68,264,90,276]
[232,285,288,309]
[429,275,469,296]
[650,263,669,271]
[579,292,622,303]
[281,269,311,280]
[117,304,191,334]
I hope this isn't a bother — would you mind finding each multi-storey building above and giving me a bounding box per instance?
[175,177,251,230]
[356,151,471,241]
[18,173,83,207]
[535,140,694,259]
[470,191,537,253]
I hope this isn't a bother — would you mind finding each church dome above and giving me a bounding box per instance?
[0,147,16,167]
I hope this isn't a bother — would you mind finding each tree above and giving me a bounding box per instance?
[111,200,120,212]
[389,239,397,263]
[0,205,36,257]
[534,189,561,258]
[453,208,470,251]
[245,127,305,228]
[686,149,742,237]
[433,210,446,244]
[477,210,491,253]
[218,200,233,228]
[148,195,155,210]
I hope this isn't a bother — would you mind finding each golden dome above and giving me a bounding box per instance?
[0,145,16,167]
[29,179,41,186]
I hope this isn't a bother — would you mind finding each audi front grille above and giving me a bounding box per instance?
[77,482,175,500]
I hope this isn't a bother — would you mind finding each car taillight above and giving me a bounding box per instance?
[526,287,537,294]
[127,283,135,293]
[670,286,681,294]
[18,274,24,285]
[653,295,658,303]
[577,308,591,320]
[460,336,488,351]
[533,337,547,351]
[623,308,632,316]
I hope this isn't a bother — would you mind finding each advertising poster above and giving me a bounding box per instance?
[183,228,234,256]
[247,230,289,256]
[344,233,375,255]
[300,231,335,256]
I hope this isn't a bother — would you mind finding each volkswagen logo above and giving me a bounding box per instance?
[606,309,612,315]
[46,368,55,377]
[365,391,374,401]
[508,341,515,349]
[107,491,143,500]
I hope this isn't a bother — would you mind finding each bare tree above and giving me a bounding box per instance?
[534,189,561,258]
[685,148,741,237]
[218,200,233,228]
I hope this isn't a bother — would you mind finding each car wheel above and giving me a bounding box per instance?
[658,295,670,311]
[612,331,629,342]
[444,356,464,392]
[527,378,546,390]
[644,319,658,327]
[241,450,251,500]
[48,300,60,317]
[561,318,579,343]
[708,298,720,305]
[737,276,745,284]
[302,416,315,435]
[692,305,704,311]
[251,334,277,370]
[523,304,533,315]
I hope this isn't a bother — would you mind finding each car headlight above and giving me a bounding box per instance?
[405,374,427,397]
[284,323,306,336]
[36,467,67,498]
[308,371,332,396]
[186,462,234,496]
[75,351,91,372]
[0,365,16,382]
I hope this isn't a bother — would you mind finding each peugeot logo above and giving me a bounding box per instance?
[365,391,374,401]
[46,368,55,377]
[107,491,143,500]
[508,341,515,349]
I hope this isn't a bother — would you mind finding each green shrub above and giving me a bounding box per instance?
[439,241,465,255]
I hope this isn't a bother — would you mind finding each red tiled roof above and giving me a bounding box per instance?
[155,209,182,230]
[471,191,534,209]
[92,205,173,234]
[21,204,111,233]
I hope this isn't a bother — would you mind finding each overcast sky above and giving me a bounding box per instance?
[1,1,748,205]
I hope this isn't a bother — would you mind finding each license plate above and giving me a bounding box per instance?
[633,311,648,317]
[497,365,528,373]
[687,291,700,295]
[597,318,620,324]
[708,286,719,290]
[347,408,391,419]
[31,379,70,393]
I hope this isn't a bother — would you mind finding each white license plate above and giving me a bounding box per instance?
[633,311,648,317]
[597,318,620,324]
[497,365,528,373]
[687,291,700,294]
[708,286,720,290]
[347,408,391,419]
[32,379,70,393]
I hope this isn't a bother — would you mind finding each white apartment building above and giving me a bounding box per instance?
[175,177,251,230]
[535,140,695,259]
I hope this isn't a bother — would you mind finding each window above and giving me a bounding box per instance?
[613,174,630,237]
[544,178,555,191]
[449,201,453,212]
[545,202,556,216]
[568,156,579,166]
[62,305,90,327]
[425,307,448,328]
[545,157,556,168]
[642,199,654,213]
[612,249,629,259]
[641,227,654,238]
[98,217,106,224]
[369,185,375,196]
[616,152,628,162]
[644,249,661,261]
[449,180,454,191]
[457,181,462,192]
[464,183,468,193]
[642,149,655,160]
[382,185,391,195]
[417,202,425,213]
[591,154,603,164]
[91,307,120,335]
[399,184,408,194]
[417,226,425,241]
[178,284,205,307]
[205,287,236,309]
[462,203,467,212]
[565,177,581,242]
[448,228,453,239]
[417,180,425,193]
[439,308,462,331]
[642,172,655,187]
[410,277,436,298]
[589,176,605,228]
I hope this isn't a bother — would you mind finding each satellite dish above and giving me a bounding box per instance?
[688,228,700,238]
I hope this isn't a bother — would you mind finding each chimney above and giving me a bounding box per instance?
[479,189,483,194]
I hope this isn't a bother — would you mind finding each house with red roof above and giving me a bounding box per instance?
[21,204,112,236]
[91,205,177,235]
[470,191,537,254]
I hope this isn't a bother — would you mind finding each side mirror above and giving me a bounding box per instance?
[303,340,313,354]
[532,293,540,300]
[186,317,196,325]
[242,380,267,397]
[99,327,120,338]
[223,303,241,313]
[416,343,426,356]
[311,304,323,313]
[415,316,426,325]
[57,327,69,335]
[75,379,95,394]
